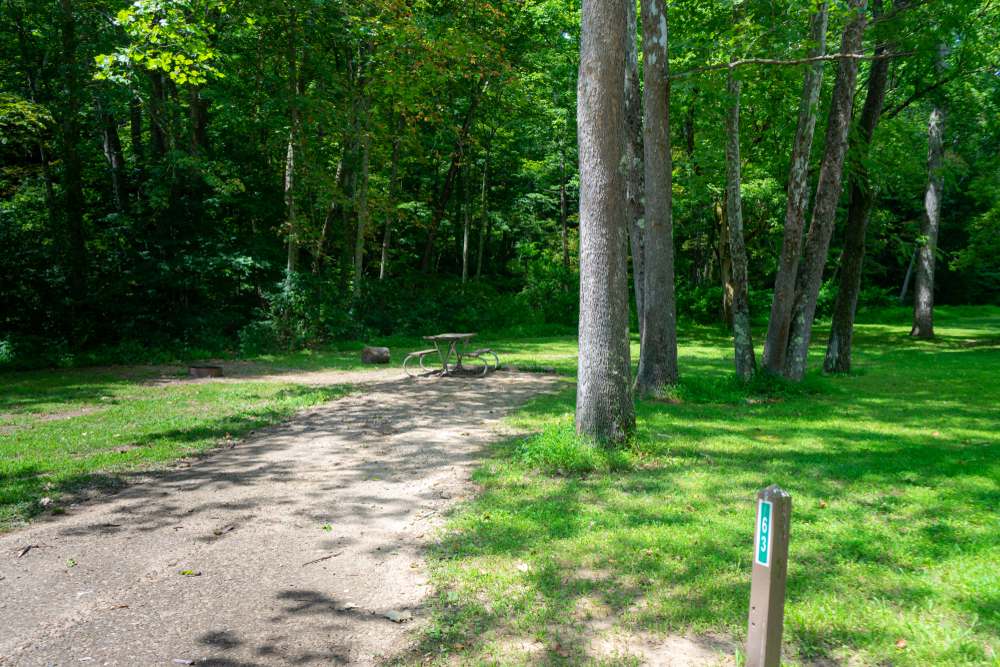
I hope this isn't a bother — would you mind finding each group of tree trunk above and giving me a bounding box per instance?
[575,0,951,443]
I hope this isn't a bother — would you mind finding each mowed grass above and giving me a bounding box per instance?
[0,368,353,530]
[410,311,1000,667]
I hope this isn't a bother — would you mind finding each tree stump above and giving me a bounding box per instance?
[361,346,390,364]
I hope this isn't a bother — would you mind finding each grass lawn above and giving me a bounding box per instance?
[2,308,998,665]
[409,310,1000,667]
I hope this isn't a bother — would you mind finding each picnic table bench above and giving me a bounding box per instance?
[403,333,500,378]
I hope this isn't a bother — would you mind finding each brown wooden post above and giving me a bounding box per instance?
[746,484,792,667]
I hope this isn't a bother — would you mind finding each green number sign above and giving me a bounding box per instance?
[755,499,772,567]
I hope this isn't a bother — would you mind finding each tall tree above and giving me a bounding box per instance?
[635,0,677,392]
[724,8,756,381]
[625,0,645,335]
[823,38,890,372]
[762,5,829,374]
[911,49,950,337]
[576,0,635,443]
[782,0,869,381]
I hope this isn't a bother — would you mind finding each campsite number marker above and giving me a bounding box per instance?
[746,484,791,667]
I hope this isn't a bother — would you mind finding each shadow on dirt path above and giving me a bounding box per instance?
[0,371,558,666]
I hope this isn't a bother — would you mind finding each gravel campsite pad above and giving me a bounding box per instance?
[0,371,557,666]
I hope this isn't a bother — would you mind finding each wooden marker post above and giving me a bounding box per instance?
[746,484,792,667]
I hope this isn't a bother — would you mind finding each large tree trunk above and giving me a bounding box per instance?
[911,104,948,337]
[781,0,868,381]
[823,43,890,373]
[624,0,645,337]
[724,58,756,381]
[635,0,678,393]
[576,0,635,444]
[762,5,829,373]
[60,0,87,300]
[380,109,404,280]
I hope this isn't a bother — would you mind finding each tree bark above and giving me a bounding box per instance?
[823,43,890,373]
[635,0,678,392]
[782,0,868,381]
[762,5,829,373]
[899,247,916,303]
[911,103,948,337]
[575,0,635,444]
[380,109,404,280]
[719,198,733,328]
[625,0,645,337]
[724,58,756,381]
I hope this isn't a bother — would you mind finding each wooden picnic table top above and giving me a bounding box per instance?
[423,333,477,342]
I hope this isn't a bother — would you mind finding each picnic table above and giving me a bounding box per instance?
[403,333,499,378]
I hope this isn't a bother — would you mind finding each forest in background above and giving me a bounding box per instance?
[1,0,998,371]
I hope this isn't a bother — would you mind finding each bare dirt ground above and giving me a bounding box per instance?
[0,370,557,667]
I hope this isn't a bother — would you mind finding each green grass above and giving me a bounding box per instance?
[408,312,1000,667]
[3,310,998,664]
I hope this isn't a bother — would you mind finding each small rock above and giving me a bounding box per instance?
[384,610,412,622]
[361,346,391,364]
[39,497,52,507]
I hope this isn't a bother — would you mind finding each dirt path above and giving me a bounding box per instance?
[0,371,558,667]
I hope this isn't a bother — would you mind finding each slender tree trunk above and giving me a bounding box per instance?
[560,140,570,269]
[624,0,645,337]
[911,103,948,337]
[762,5,829,373]
[478,129,494,279]
[576,0,635,444]
[129,98,143,177]
[782,0,868,381]
[899,248,917,303]
[719,199,733,328]
[96,98,126,212]
[420,85,480,271]
[188,84,208,155]
[823,42,890,373]
[60,0,86,299]
[725,55,756,381]
[635,0,678,392]
[462,150,471,285]
[353,88,372,301]
[380,109,404,280]
[284,14,299,280]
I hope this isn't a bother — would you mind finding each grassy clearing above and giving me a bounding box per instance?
[410,312,1000,667]
[0,367,353,530]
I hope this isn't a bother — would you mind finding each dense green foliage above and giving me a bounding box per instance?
[1,0,998,369]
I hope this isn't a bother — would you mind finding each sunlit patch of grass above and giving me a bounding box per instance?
[409,315,1000,667]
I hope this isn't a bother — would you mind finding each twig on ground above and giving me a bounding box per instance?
[302,550,344,567]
